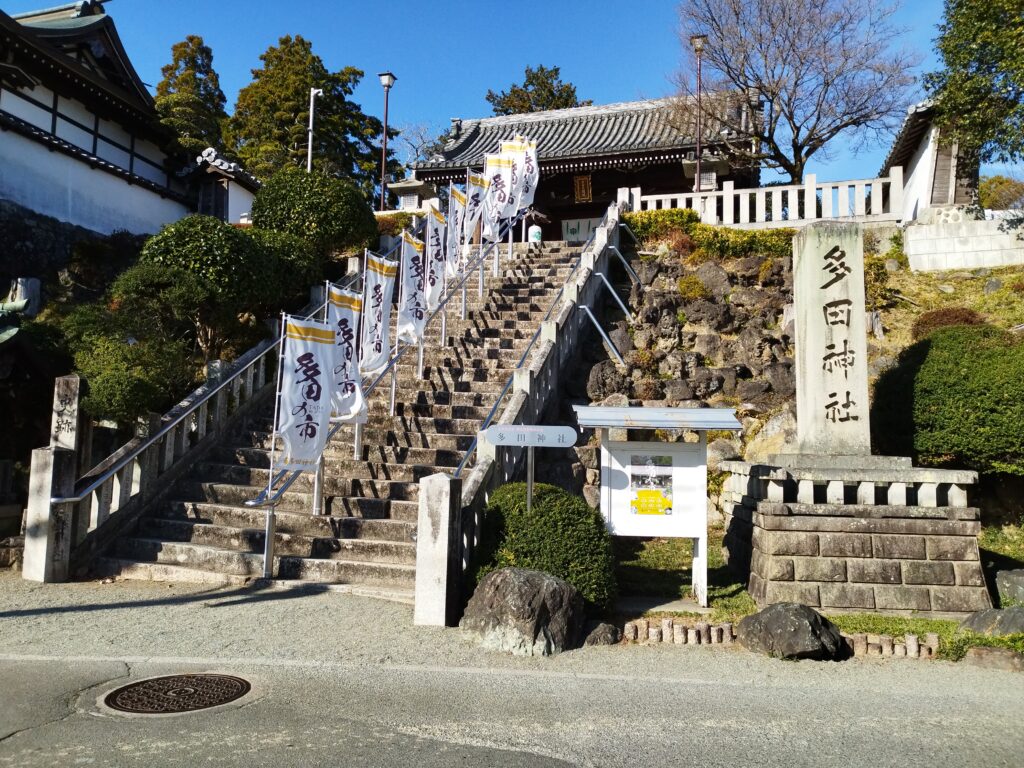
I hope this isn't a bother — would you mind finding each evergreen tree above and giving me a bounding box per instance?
[926,0,1024,168]
[155,35,228,159]
[486,65,592,116]
[224,35,398,193]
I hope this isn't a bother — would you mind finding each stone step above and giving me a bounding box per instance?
[243,429,477,453]
[176,481,313,514]
[112,538,415,586]
[193,463,421,501]
[329,496,418,522]
[138,518,416,564]
[162,501,416,542]
[211,449,440,482]
[367,401,494,421]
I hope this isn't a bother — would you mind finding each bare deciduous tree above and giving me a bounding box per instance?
[675,0,918,182]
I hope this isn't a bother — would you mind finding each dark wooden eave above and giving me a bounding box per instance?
[0,8,160,134]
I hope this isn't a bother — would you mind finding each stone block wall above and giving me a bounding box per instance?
[734,501,990,614]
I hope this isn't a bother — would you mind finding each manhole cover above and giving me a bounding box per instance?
[103,674,251,714]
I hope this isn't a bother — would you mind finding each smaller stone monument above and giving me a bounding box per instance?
[721,222,990,615]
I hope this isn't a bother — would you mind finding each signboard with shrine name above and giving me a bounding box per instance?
[484,425,577,448]
[793,222,871,455]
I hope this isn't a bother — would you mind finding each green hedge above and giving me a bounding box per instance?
[251,167,377,255]
[244,228,321,304]
[872,325,1024,476]
[623,208,700,242]
[622,210,794,260]
[376,211,415,238]
[477,482,617,613]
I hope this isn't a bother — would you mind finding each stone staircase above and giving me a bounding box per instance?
[96,242,580,599]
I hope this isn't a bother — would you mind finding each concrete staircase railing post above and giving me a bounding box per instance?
[22,447,76,582]
[414,472,463,626]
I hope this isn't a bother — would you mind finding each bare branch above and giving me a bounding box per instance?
[674,0,919,181]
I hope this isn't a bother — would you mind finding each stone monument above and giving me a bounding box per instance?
[721,222,990,615]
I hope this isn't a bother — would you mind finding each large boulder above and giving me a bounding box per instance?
[995,570,1024,606]
[460,568,586,656]
[960,606,1024,637]
[744,405,797,463]
[586,360,629,401]
[737,603,847,661]
[695,261,732,298]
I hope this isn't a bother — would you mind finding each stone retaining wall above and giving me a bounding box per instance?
[721,459,992,615]
[738,502,989,613]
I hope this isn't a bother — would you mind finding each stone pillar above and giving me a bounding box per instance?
[22,448,76,582]
[793,222,871,455]
[413,473,463,627]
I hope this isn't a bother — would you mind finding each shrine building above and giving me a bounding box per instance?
[0,0,190,234]
[412,97,759,242]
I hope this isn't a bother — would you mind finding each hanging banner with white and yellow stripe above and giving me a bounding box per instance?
[359,251,398,376]
[424,205,447,310]
[275,315,336,472]
[446,185,466,279]
[462,170,489,247]
[396,230,427,343]
[327,283,367,423]
[482,153,514,241]
[500,138,528,216]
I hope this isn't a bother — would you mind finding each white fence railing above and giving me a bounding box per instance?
[619,167,904,230]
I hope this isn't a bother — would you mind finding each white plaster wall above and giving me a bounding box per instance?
[227,183,255,224]
[0,87,50,129]
[55,116,91,150]
[0,129,188,234]
[133,157,167,186]
[98,117,130,147]
[905,218,1024,270]
[900,126,937,223]
[56,96,93,131]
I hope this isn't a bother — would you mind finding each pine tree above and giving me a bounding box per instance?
[155,35,228,159]
[485,65,591,116]
[224,35,398,193]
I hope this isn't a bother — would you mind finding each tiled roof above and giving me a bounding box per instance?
[879,101,935,177]
[414,97,741,172]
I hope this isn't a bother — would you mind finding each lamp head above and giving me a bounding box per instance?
[378,71,397,89]
[689,34,708,55]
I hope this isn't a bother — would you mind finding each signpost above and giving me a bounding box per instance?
[484,425,577,513]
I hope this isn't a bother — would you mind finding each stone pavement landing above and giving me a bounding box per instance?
[0,572,1022,767]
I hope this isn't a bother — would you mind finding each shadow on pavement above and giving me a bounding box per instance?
[0,581,330,619]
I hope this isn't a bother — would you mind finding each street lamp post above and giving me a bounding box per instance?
[378,71,397,212]
[307,87,323,174]
[689,34,707,195]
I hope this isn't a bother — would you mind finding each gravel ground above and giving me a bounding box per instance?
[1,571,1022,767]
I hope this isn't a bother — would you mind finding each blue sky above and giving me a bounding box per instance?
[5,0,989,182]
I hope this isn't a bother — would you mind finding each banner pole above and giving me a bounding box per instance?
[507,218,513,262]
[478,240,485,297]
[311,453,324,516]
[264,312,287,581]
[416,340,425,381]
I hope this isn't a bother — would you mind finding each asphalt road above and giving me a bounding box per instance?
[1,573,1021,767]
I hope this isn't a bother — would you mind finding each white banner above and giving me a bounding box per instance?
[463,170,488,245]
[483,153,513,241]
[396,230,427,343]
[500,139,528,216]
[327,283,366,422]
[522,138,539,208]
[446,185,466,279]
[424,205,446,310]
[358,251,397,376]
[275,316,335,472]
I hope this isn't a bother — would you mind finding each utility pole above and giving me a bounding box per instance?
[378,71,397,211]
[307,87,323,174]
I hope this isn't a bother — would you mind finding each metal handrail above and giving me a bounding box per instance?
[47,221,429,507]
[452,214,610,478]
[246,212,527,509]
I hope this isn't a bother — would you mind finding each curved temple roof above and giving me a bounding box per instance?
[414,96,749,174]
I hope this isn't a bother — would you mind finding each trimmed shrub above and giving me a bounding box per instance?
[244,228,321,304]
[871,325,1024,476]
[910,307,985,340]
[74,334,193,423]
[251,167,377,255]
[376,211,415,238]
[108,262,215,343]
[623,208,700,242]
[864,254,898,310]
[140,215,269,308]
[677,274,711,301]
[478,482,617,613]
[688,224,795,263]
